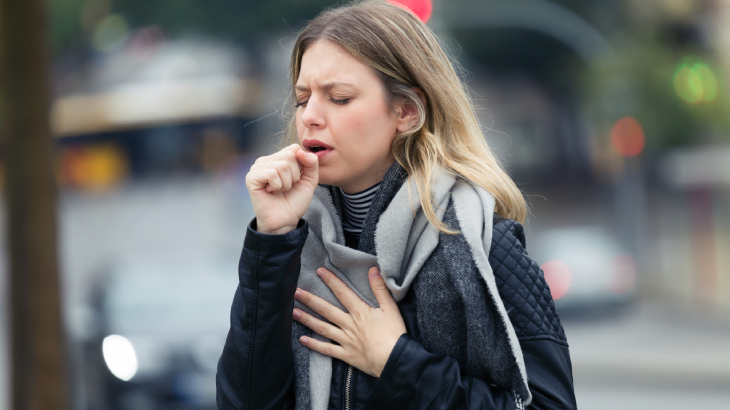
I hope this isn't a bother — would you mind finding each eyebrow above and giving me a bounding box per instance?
[294,81,355,92]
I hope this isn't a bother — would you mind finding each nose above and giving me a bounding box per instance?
[299,96,325,130]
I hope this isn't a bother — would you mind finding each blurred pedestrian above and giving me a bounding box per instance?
[217,1,576,409]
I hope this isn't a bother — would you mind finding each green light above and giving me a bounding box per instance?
[92,14,129,53]
[673,60,721,105]
[674,64,703,104]
[693,63,718,102]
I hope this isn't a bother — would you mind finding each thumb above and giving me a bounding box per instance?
[297,150,319,184]
[369,267,396,309]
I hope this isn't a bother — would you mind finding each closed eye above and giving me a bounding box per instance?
[295,100,308,108]
[331,98,350,105]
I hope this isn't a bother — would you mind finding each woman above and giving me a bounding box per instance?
[217,1,576,409]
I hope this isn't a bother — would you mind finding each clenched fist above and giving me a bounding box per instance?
[246,144,319,234]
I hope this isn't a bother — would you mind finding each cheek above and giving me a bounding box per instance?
[295,111,304,140]
[344,106,396,146]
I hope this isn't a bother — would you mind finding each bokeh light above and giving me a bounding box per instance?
[610,255,637,294]
[58,143,128,190]
[693,63,718,102]
[388,0,433,23]
[93,14,129,53]
[673,61,719,104]
[610,116,645,157]
[541,260,572,301]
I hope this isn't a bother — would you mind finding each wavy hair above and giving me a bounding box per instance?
[285,0,527,230]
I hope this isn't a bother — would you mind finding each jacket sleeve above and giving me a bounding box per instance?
[364,218,577,410]
[216,219,308,410]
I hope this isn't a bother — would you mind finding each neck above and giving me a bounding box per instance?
[339,181,381,234]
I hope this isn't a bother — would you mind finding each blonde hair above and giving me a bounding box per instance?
[285,0,527,229]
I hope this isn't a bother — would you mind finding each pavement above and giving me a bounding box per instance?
[563,303,730,409]
[565,303,730,388]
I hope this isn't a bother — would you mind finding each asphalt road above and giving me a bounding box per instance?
[1,177,729,409]
[564,303,730,409]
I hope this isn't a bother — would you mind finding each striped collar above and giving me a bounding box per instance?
[339,182,381,234]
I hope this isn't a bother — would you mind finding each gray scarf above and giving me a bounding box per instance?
[292,165,531,409]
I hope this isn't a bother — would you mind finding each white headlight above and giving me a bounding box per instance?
[102,335,138,381]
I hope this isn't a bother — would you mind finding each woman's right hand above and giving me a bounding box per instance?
[245,144,319,234]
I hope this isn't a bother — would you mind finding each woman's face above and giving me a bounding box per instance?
[295,41,400,193]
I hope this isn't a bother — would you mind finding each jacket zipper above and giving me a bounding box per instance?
[344,365,353,410]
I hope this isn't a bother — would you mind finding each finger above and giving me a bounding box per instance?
[252,144,300,168]
[246,169,282,192]
[292,308,346,343]
[268,160,293,191]
[369,267,397,310]
[253,155,270,165]
[316,268,363,313]
[296,150,318,185]
[288,149,303,184]
[294,288,351,327]
[299,335,347,361]
[277,147,302,185]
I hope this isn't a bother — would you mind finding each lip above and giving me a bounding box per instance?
[302,139,334,159]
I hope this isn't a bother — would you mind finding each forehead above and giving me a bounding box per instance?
[296,41,379,88]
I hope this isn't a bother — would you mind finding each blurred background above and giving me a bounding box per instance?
[1,0,729,409]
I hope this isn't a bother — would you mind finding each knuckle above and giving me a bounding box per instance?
[320,305,332,318]
[334,289,346,301]
[353,307,368,322]
[318,325,328,337]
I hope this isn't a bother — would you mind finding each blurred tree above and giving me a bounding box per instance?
[48,0,337,55]
[1,1,68,410]
[581,16,730,153]
[48,0,87,53]
[115,0,334,40]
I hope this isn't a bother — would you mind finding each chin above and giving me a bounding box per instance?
[317,169,339,187]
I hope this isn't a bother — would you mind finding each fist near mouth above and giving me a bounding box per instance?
[246,144,319,235]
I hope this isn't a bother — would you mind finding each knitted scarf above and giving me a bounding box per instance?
[292,164,531,409]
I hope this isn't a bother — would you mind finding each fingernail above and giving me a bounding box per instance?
[295,290,301,299]
[293,309,301,319]
[300,336,308,345]
[316,268,323,277]
[370,268,381,278]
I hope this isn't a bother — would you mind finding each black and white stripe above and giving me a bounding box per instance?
[339,182,381,234]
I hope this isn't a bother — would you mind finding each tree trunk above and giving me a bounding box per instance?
[0,0,68,409]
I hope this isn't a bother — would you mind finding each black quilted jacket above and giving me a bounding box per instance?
[216,215,577,410]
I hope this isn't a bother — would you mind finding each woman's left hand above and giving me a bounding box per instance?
[293,267,406,378]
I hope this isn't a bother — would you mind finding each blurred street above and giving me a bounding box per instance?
[566,304,730,409]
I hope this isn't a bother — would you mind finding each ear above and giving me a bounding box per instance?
[396,87,426,132]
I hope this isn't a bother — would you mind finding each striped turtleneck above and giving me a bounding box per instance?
[339,182,381,235]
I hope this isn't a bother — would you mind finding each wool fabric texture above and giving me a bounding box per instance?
[292,163,531,409]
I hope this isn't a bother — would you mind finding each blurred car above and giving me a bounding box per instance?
[80,252,240,410]
[528,226,638,312]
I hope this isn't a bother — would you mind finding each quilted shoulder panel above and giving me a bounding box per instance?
[490,215,568,345]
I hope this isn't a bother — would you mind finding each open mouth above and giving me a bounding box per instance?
[302,139,333,157]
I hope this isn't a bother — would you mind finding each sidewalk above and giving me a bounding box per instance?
[563,302,730,388]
